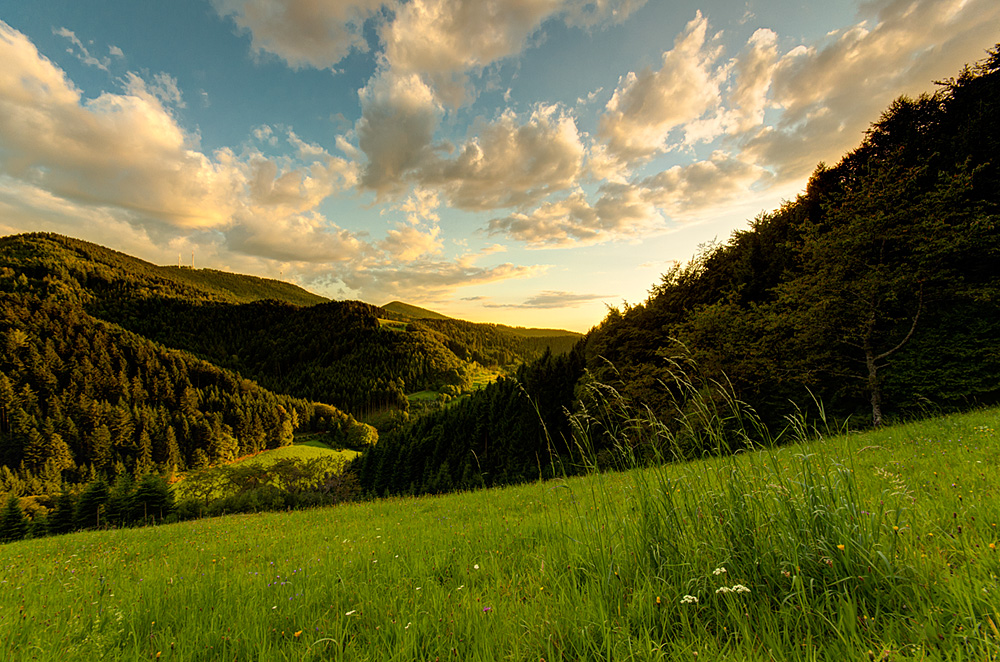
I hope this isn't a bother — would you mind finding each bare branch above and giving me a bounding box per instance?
[875,283,923,362]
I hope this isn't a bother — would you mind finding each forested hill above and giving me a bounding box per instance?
[356,46,1000,497]
[0,233,327,307]
[0,232,584,495]
[0,291,373,497]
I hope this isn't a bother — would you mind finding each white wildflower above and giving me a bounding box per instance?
[345,610,357,616]
[680,595,699,604]
[712,567,727,576]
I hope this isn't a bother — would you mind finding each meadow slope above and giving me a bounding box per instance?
[1,408,999,661]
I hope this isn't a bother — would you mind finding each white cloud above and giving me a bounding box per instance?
[380,0,563,107]
[598,12,725,162]
[637,152,771,215]
[0,23,242,229]
[124,71,186,109]
[487,184,665,247]
[419,104,586,210]
[0,20,356,250]
[341,257,543,303]
[356,69,443,196]
[482,290,612,308]
[739,0,1000,183]
[53,27,112,71]
[722,28,778,135]
[211,0,386,70]
[225,211,366,263]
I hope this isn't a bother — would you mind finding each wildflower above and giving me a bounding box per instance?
[474,564,480,570]
[716,585,750,595]
[680,595,698,604]
[483,606,492,613]
[990,543,996,550]
[294,631,302,638]
[837,544,846,551]
[345,610,357,616]
[712,567,727,576]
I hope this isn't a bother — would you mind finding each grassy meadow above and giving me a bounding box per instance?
[1,407,999,660]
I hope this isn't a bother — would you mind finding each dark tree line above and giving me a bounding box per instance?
[355,347,585,496]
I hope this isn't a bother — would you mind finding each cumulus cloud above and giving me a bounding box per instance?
[0,23,242,228]
[0,20,357,249]
[637,152,771,215]
[225,211,365,263]
[722,28,778,134]
[211,0,386,70]
[738,0,1000,183]
[488,149,772,247]
[1,21,555,308]
[487,184,665,247]
[380,0,646,106]
[356,69,443,196]
[378,189,443,261]
[599,11,725,162]
[420,104,586,210]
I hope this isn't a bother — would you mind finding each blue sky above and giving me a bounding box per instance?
[1,0,997,331]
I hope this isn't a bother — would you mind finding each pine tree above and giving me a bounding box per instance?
[131,474,173,524]
[49,487,77,535]
[105,473,135,528]
[0,495,28,543]
[75,478,109,530]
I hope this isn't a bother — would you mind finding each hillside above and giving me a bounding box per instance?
[0,233,327,307]
[356,45,1000,497]
[0,230,588,492]
[0,291,372,494]
[381,300,453,320]
[2,407,998,659]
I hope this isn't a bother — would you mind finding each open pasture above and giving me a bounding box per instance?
[1,408,999,660]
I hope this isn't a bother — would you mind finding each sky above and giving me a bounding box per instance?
[1,0,997,331]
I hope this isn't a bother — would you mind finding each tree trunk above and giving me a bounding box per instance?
[865,341,883,428]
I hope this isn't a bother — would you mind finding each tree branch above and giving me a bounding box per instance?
[875,283,923,362]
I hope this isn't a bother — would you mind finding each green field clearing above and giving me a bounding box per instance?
[376,318,408,331]
[2,408,999,660]
[235,439,359,468]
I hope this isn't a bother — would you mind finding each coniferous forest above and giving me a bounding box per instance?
[1,47,999,535]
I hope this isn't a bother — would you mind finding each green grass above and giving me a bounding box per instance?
[172,439,357,503]
[2,408,999,660]
[235,439,358,468]
[376,318,409,332]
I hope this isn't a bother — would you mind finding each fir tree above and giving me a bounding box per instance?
[0,495,28,543]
